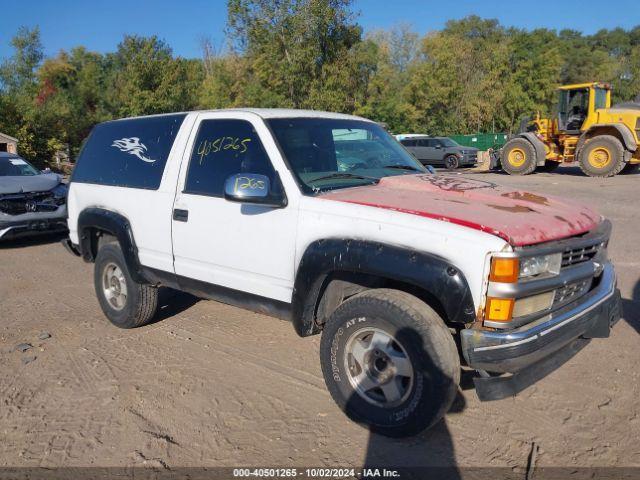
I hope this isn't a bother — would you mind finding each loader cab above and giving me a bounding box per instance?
[557,83,611,133]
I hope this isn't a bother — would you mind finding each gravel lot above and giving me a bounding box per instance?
[1,165,639,477]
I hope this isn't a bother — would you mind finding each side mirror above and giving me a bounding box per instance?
[223,173,286,208]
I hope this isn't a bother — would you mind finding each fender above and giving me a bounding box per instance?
[77,208,148,284]
[518,132,548,166]
[291,239,477,337]
[576,123,638,154]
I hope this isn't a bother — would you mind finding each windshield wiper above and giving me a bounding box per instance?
[309,173,380,184]
[382,164,422,171]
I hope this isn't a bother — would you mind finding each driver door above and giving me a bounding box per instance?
[424,139,442,164]
[171,112,298,303]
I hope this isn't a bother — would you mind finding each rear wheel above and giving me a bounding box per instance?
[501,138,537,175]
[578,135,625,177]
[444,154,459,170]
[94,243,158,328]
[319,289,460,437]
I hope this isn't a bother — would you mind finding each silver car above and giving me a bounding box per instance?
[0,152,68,240]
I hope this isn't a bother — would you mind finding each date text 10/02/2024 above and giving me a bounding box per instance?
[232,468,401,478]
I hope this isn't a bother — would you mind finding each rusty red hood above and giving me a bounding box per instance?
[320,174,601,246]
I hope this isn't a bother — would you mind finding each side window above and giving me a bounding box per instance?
[418,139,430,147]
[184,119,276,197]
[595,88,607,110]
[72,114,186,190]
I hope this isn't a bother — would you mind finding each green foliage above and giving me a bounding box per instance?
[224,0,367,110]
[105,36,202,117]
[0,31,202,165]
[1,6,640,167]
[0,26,43,93]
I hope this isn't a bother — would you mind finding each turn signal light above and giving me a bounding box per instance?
[490,257,519,283]
[485,297,515,323]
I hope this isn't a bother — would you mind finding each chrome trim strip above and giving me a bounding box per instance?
[475,288,615,352]
[538,287,615,336]
[0,226,14,239]
[487,262,596,298]
[473,334,539,352]
[473,263,616,352]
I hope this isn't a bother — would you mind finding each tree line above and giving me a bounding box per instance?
[1,0,639,167]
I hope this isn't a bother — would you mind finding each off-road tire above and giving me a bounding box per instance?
[578,135,626,177]
[501,138,537,175]
[538,161,561,172]
[319,289,460,437]
[444,154,459,170]
[94,243,158,328]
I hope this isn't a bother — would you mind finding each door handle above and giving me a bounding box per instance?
[173,208,189,222]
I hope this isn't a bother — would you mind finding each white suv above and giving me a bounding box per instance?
[64,109,620,436]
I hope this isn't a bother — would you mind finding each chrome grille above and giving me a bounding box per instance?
[0,192,57,216]
[561,243,602,267]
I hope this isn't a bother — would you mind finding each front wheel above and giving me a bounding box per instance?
[501,138,537,175]
[578,135,625,177]
[94,242,158,328]
[444,155,459,170]
[319,289,460,437]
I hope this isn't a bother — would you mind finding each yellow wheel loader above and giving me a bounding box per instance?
[501,82,640,177]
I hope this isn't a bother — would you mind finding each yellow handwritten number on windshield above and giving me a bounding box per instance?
[197,137,252,164]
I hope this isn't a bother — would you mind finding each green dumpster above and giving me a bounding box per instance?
[449,133,508,151]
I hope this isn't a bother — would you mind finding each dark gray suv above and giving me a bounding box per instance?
[400,136,478,169]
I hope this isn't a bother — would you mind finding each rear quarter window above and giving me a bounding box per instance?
[72,114,186,189]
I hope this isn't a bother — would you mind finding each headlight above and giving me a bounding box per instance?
[486,252,563,326]
[519,253,561,279]
[51,183,68,205]
[51,183,68,198]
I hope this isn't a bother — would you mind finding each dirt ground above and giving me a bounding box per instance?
[1,165,639,477]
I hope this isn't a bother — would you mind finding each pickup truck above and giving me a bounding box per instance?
[64,109,621,437]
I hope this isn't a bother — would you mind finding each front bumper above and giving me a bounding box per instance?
[461,262,620,400]
[0,207,68,240]
[460,154,478,166]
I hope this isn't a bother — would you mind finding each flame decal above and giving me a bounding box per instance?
[111,137,156,163]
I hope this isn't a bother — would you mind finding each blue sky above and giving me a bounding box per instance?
[1,0,639,60]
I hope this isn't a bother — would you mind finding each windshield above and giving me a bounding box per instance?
[439,138,459,147]
[268,118,427,194]
[594,87,607,110]
[0,156,40,176]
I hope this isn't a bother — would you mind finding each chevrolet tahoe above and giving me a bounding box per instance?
[64,109,621,437]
